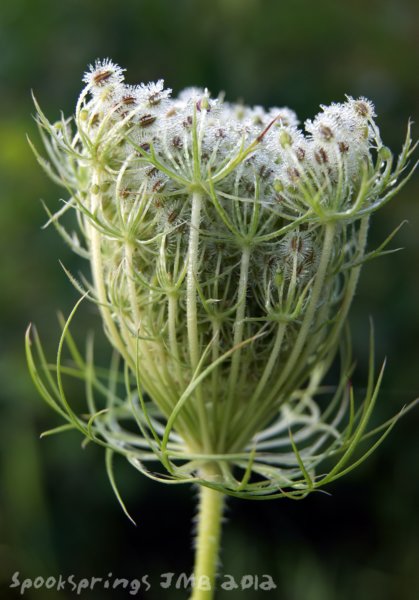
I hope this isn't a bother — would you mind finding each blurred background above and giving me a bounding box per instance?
[0,0,418,598]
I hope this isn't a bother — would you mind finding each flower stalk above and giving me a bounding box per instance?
[191,477,224,600]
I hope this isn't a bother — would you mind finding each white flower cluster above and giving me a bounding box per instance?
[31,59,414,493]
[81,59,377,214]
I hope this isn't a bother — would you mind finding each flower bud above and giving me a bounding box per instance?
[29,59,416,498]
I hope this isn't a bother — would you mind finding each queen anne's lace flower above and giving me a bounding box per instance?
[29,60,416,503]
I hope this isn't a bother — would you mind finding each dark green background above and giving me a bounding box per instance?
[1,1,418,599]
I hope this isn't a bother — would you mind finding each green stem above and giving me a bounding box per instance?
[187,190,211,452]
[217,246,250,451]
[190,476,224,600]
[186,190,202,371]
[88,171,133,370]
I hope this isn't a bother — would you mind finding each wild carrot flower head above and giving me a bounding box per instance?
[28,59,416,502]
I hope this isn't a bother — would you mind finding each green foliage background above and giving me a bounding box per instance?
[0,1,418,598]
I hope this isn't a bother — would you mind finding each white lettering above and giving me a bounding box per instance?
[129,578,142,595]
[221,574,239,590]
[260,574,277,591]
[90,577,103,589]
[141,575,151,592]
[176,573,194,589]
[160,572,174,588]
[9,572,21,589]
[45,576,56,589]
[241,575,254,589]
[196,576,211,591]
[56,574,66,591]
[76,578,89,595]
[33,577,44,590]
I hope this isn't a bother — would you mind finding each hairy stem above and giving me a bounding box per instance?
[190,474,224,600]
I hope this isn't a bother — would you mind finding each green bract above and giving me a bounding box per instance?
[28,59,416,506]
